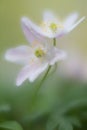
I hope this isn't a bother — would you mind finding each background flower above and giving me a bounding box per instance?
[21,11,85,40]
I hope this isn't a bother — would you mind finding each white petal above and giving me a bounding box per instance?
[56,15,85,37]
[56,30,66,38]
[49,48,67,65]
[66,16,86,32]
[56,13,79,38]
[43,10,58,22]
[64,13,79,29]
[21,19,37,43]
[5,46,33,64]
[21,17,47,42]
[28,62,48,82]
[16,65,31,86]
[16,62,48,86]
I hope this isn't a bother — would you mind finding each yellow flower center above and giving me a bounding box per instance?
[41,22,64,34]
[35,48,45,58]
[50,23,58,32]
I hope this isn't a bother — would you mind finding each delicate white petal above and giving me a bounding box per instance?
[16,65,31,86]
[56,30,66,38]
[21,17,47,42]
[28,62,48,82]
[43,10,58,22]
[49,48,67,65]
[66,16,86,32]
[56,13,79,38]
[56,16,85,38]
[64,13,79,29]
[16,62,48,86]
[5,46,33,64]
[21,19,36,43]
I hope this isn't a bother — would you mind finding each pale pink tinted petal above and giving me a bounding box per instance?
[56,15,85,38]
[28,62,48,82]
[56,13,79,38]
[16,65,31,86]
[16,62,48,86]
[56,30,67,38]
[66,16,85,32]
[5,46,33,64]
[21,17,46,43]
[49,48,67,65]
[43,10,58,22]
[64,13,79,29]
[21,20,36,43]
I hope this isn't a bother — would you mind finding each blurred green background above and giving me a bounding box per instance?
[0,0,87,130]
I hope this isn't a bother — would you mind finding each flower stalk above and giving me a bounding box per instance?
[32,65,52,105]
[53,38,56,46]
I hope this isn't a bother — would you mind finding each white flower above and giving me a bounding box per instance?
[5,41,66,86]
[21,11,85,41]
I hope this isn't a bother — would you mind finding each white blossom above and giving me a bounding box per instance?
[5,41,66,86]
[21,11,85,41]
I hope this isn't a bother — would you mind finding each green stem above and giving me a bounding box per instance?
[36,65,51,93]
[53,38,58,74]
[22,66,52,121]
[53,38,56,46]
[31,65,52,107]
[38,65,51,89]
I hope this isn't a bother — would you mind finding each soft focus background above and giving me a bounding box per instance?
[0,0,87,130]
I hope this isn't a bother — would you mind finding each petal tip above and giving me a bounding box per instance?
[5,52,8,60]
[16,82,21,87]
[21,17,29,24]
[5,50,11,61]
[16,78,23,87]
[82,16,86,20]
[29,77,35,82]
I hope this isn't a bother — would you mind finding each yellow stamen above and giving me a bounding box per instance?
[50,23,58,32]
[50,23,64,32]
[35,48,45,58]
[41,22,64,33]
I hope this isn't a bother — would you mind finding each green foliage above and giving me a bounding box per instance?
[0,78,87,130]
[0,121,23,130]
[58,117,73,130]
[45,79,87,130]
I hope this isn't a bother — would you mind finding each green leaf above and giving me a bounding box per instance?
[59,122,73,130]
[58,118,73,130]
[46,116,60,130]
[46,116,75,130]
[0,121,23,130]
